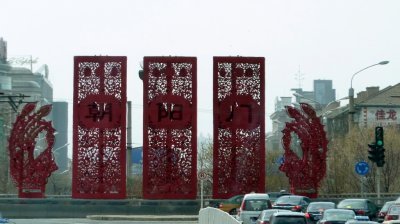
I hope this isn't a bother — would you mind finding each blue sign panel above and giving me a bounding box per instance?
[355,161,369,176]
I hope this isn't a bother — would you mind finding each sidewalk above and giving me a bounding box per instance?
[87,215,198,221]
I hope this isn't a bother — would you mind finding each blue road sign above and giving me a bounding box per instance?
[355,161,369,175]
[276,156,285,165]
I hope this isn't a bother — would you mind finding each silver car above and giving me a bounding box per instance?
[238,193,272,224]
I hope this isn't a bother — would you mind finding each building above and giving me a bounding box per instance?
[325,84,400,138]
[268,79,336,151]
[52,101,69,172]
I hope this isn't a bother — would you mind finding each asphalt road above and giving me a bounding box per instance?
[8,219,198,224]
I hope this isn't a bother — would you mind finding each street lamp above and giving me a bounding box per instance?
[348,61,389,130]
[293,92,322,110]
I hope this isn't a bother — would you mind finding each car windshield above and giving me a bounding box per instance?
[388,206,400,215]
[324,211,355,220]
[308,203,335,211]
[338,200,366,209]
[261,210,284,220]
[273,216,306,224]
[244,199,269,211]
[381,202,395,212]
[275,196,301,205]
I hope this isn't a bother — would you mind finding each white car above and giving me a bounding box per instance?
[237,193,272,224]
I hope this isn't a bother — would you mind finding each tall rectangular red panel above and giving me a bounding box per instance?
[143,57,197,199]
[213,57,265,199]
[72,56,127,199]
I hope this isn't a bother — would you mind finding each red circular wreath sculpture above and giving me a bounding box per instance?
[8,103,58,198]
[279,103,328,198]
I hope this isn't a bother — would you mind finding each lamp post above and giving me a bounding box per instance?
[348,61,389,130]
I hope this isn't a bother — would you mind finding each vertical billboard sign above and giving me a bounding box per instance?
[213,57,265,198]
[143,57,197,199]
[73,56,127,199]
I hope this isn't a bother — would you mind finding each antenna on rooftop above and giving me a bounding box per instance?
[294,65,305,89]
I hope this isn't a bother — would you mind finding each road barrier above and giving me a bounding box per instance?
[199,207,240,224]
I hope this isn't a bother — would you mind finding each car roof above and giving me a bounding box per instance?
[272,211,305,217]
[309,201,335,205]
[244,193,270,199]
[325,208,356,213]
[340,198,368,202]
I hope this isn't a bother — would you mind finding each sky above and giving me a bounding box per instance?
[1,0,400,153]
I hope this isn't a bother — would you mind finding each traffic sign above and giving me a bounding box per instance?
[355,161,369,175]
[198,171,208,180]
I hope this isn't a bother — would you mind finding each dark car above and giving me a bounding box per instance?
[272,195,311,212]
[377,201,395,222]
[305,201,336,223]
[318,208,356,224]
[256,209,288,224]
[269,211,307,224]
[267,191,292,203]
[337,199,379,220]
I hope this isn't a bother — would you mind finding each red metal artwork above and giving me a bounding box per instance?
[72,56,127,199]
[8,103,58,198]
[280,103,328,198]
[213,57,265,199]
[143,56,197,199]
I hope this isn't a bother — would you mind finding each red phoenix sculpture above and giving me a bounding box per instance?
[73,56,127,199]
[280,103,328,198]
[213,57,265,199]
[143,56,197,199]
[8,103,58,198]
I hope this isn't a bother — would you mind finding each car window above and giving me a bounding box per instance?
[275,196,301,204]
[244,199,269,211]
[307,203,335,211]
[325,211,355,220]
[273,216,306,224]
[338,201,366,209]
[381,202,395,212]
[235,196,244,203]
[388,206,400,215]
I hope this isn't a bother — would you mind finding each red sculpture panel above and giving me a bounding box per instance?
[213,57,265,199]
[280,103,328,198]
[73,56,127,199]
[8,103,58,198]
[143,57,197,199]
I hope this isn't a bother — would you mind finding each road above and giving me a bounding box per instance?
[8,219,198,224]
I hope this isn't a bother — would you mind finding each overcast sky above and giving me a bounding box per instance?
[1,0,399,150]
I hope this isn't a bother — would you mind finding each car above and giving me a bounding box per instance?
[269,211,307,224]
[337,199,379,220]
[255,209,288,224]
[345,221,379,224]
[272,195,311,212]
[384,204,400,222]
[267,190,292,203]
[317,208,356,224]
[215,194,244,215]
[378,201,396,222]
[305,201,336,223]
[238,193,272,224]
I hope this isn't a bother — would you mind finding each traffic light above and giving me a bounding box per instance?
[376,146,385,167]
[367,143,378,163]
[374,126,385,167]
[375,126,384,147]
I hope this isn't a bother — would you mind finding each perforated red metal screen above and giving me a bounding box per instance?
[72,56,127,199]
[143,56,197,199]
[213,57,265,199]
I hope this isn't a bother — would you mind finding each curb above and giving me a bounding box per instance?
[87,215,198,221]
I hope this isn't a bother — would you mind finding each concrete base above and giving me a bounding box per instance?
[0,198,201,218]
